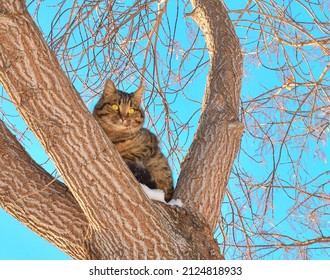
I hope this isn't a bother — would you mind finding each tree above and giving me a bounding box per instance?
[0,0,242,259]
[0,0,329,260]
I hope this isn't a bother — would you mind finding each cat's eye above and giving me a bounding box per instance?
[112,104,119,111]
[128,108,135,114]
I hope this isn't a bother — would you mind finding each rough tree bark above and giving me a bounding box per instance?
[0,0,243,259]
[174,0,243,231]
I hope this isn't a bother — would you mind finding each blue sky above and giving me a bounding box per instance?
[0,0,329,259]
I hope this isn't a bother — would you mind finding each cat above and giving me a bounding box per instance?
[93,80,174,202]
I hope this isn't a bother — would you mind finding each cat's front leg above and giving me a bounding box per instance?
[145,153,174,202]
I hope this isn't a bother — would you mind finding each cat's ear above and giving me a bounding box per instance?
[104,80,117,98]
[133,85,144,104]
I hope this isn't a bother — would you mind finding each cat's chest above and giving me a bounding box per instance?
[115,138,139,153]
[113,132,146,155]
[113,129,157,160]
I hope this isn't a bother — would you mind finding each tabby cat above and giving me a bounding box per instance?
[93,80,174,202]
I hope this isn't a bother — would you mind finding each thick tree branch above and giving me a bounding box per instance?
[174,0,244,231]
[0,120,88,259]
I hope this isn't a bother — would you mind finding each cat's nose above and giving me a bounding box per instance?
[120,116,128,124]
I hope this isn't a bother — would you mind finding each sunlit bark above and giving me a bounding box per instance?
[0,0,239,259]
[174,0,244,231]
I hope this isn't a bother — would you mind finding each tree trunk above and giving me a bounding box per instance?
[0,0,242,259]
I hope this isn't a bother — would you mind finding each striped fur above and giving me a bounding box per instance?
[93,80,173,201]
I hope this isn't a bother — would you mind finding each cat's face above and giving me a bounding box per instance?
[93,80,145,135]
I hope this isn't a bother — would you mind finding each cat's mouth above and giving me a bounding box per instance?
[109,119,132,129]
[102,117,140,133]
